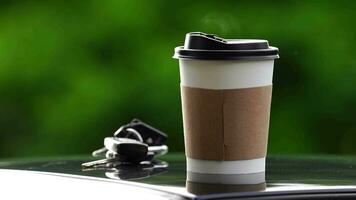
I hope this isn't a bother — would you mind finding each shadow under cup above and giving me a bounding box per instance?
[173,32,279,194]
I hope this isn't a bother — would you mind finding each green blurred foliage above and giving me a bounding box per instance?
[0,0,356,158]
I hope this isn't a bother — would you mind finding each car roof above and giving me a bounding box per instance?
[1,154,356,199]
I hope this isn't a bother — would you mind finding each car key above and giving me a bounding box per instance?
[83,138,148,168]
[105,137,168,160]
[91,127,145,157]
[104,137,148,163]
[92,119,168,156]
[83,140,148,168]
[104,144,168,162]
[84,119,169,168]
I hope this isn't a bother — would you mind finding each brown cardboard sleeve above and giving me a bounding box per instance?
[181,85,272,161]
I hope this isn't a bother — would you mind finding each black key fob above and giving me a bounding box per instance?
[104,137,148,164]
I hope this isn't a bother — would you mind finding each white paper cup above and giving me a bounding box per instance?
[174,32,279,184]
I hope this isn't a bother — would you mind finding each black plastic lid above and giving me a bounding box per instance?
[173,32,279,60]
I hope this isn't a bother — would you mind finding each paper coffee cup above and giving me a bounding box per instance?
[173,32,279,184]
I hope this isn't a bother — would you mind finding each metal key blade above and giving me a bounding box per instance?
[81,158,116,168]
